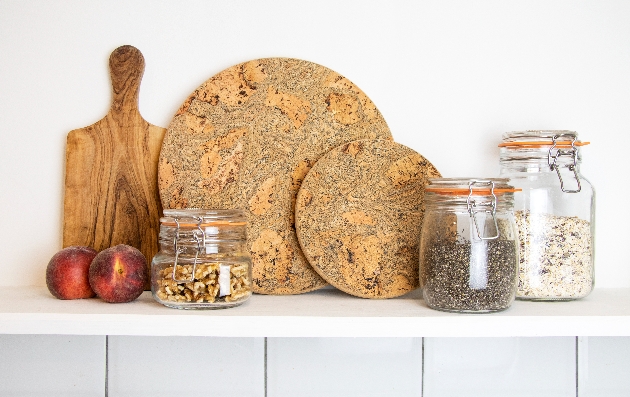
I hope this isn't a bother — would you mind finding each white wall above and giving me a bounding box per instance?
[1,0,629,288]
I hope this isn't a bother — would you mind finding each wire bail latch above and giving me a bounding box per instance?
[467,180,500,240]
[171,216,205,283]
[548,133,581,193]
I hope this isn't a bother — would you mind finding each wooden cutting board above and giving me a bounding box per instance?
[158,58,392,295]
[63,45,166,285]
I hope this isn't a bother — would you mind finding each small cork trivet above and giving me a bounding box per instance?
[158,58,392,295]
[295,139,441,299]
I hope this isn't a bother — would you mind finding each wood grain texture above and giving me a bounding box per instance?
[63,45,166,287]
[158,58,392,295]
[295,139,441,299]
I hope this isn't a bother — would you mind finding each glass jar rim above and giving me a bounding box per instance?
[499,130,589,148]
[160,209,246,227]
[425,178,519,196]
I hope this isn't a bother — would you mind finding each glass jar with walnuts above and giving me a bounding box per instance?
[151,209,252,309]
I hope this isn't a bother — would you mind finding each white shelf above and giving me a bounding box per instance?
[1,286,629,337]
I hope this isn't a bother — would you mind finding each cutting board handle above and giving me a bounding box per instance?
[109,45,145,114]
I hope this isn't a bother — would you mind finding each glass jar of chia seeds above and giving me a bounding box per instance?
[419,178,520,313]
[151,209,252,309]
[499,130,595,301]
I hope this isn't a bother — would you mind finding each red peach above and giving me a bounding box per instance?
[89,244,147,303]
[46,246,97,300]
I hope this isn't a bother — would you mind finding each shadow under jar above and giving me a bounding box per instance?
[151,209,252,309]
[499,130,595,301]
[420,179,520,313]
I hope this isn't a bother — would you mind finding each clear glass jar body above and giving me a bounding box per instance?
[151,209,252,309]
[499,131,595,301]
[419,178,519,313]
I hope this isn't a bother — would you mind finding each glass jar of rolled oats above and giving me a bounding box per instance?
[151,209,252,309]
[499,130,595,301]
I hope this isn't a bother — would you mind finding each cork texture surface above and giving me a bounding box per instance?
[295,139,441,299]
[158,58,392,295]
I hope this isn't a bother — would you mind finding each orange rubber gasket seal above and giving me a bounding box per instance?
[498,141,590,148]
[160,221,246,227]
[425,188,522,195]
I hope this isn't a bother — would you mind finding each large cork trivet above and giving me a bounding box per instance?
[158,58,392,295]
[295,139,441,299]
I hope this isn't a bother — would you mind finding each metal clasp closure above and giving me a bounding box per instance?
[548,133,581,193]
[171,216,205,283]
[467,180,500,240]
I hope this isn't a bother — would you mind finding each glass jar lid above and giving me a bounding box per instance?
[499,130,589,149]
[424,178,519,213]
[159,209,247,246]
[499,131,588,193]
[425,178,520,196]
[424,178,518,241]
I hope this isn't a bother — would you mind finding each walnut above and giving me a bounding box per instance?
[154,261,251,306]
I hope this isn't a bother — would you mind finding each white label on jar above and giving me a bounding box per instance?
[219,264,231,297]
[468,213,489,290]
[469,240,489,290]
